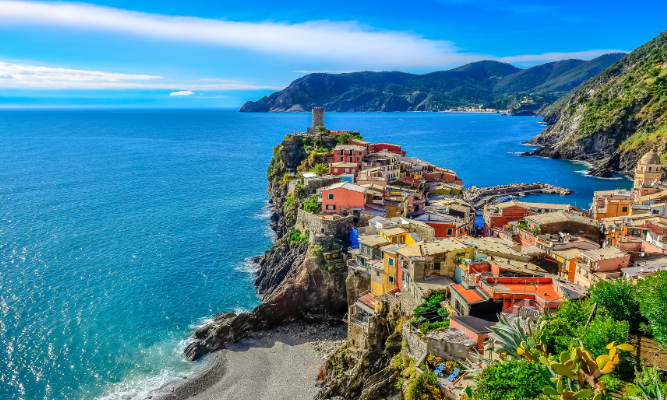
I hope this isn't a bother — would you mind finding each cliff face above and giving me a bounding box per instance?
[183,135,347,361]
[240,55,624,113]
[527,31,667,177]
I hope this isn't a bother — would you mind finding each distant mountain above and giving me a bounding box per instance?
[239,54,625,113]
[527,31,667,177]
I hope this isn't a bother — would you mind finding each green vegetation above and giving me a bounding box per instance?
[303,194,320,213]
[637,271,667,346]
[311,163,329,176]
[471,359,546,400]
[540,31,667,158]
[241,55,624,113]
[410,290,450,334]
[406,371,444,400]
[335,132,352,145]
[290,228,309,244]
[589,279,643,331]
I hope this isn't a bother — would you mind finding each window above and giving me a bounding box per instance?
[434,262,441,270]
[388,258,394,266]
[334,168,338,173]
[326,204,336,210]
[376,270,380,277]
[328,193,334,200]
[622,206,628,212]
[447,228,453,236]
[388,276,394,283]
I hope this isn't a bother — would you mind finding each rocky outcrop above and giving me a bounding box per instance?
[184,250,348,361]
[526,31,667,177]
[315,304,402,400]
[183,133,349,362]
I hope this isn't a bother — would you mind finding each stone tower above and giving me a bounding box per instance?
[312,107,324,128]
[634,149,662,189]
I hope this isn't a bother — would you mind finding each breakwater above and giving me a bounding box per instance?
[463,182,573,208]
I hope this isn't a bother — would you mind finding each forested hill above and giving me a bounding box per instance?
[528,30,667,177]
[239,54,624,113]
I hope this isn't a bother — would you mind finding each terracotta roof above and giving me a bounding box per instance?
[334,144,366,151]
[451,284,486,304]
[358,293,376,309]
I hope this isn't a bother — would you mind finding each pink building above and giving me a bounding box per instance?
[574,247,630,287]
[373,143,407,156]
[329,162,359,176]
[321,182,368,216]
[333,145,367,166]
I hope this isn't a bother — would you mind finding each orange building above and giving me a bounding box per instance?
[321,182,367,215]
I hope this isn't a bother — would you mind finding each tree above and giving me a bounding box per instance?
[637,270,667,346]
[589,278,643,331]
[335,132,353,145]
[311,163,329,176]
[315,125,329,145]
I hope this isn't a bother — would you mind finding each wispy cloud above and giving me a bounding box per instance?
[499,50,625,64]
[0,61,282,90]
[0,1,473,67]
[169,90,195,96]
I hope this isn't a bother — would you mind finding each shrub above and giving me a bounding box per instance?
[637,270,667,346]
[419,320,449,334]
[406,371,443,400]
[335,133,352,145]
[589,278,643,331]
[472,359,545,400]
[538,298,602,355]
[303,195,321,213]
[599,374,623,393]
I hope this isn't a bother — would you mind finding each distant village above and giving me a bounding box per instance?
[284,108,667,398]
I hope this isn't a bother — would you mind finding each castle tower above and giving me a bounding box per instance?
[312,107,324,128]
[634,149,662,189]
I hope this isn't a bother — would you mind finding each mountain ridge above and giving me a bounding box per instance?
[239,54,625,113]
[527,31,667,177]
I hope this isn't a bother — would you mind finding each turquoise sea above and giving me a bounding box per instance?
[0,109,631,400]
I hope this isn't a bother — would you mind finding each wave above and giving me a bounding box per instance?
[94,335,210,400]
[235,257,259,274]
[574,170,623,180]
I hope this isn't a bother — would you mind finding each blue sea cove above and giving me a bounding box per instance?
[0,110,631,400]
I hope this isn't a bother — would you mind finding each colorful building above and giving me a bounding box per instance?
[333,145,367,166]
[321,182,367,216]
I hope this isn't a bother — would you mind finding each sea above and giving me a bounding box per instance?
[0,109,632,400]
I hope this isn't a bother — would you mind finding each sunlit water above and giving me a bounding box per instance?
[0,109,631,400]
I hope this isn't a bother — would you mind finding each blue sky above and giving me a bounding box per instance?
[0,0,665,108]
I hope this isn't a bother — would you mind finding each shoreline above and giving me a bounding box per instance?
[148,320,346,400]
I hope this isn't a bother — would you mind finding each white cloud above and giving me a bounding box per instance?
[500,50,625,64]
[0,1,475,67]
[0,61,282,90]
[169,90,195,96]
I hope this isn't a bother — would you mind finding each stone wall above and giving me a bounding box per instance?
[402,323,427,361]
[296,209,354,242]
[306,176,342,193]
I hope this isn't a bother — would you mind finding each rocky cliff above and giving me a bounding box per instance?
[183,134,347,362]
[239,55,623,114]
[527,31,667,177]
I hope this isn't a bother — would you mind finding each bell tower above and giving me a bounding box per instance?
[634,148,662,189]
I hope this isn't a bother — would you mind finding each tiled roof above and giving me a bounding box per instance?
[451,284,486,304]
[380,227,407,237]
[334,144,366,151]
[330,162,358,167]
[322,181,368,194]
[422,238,468,255]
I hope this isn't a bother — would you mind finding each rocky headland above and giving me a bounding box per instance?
[525,30,667,178]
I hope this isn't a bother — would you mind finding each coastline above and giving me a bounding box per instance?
[149,320,346,400]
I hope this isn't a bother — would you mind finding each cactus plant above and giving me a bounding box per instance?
[539,342,634,399]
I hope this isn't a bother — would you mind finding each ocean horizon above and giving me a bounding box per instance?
[0,109,632,400]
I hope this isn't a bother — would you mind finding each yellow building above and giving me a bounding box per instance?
[370,243,406,296]
[634,150,663,189]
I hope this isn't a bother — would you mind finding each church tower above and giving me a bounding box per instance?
[634,149,662,189]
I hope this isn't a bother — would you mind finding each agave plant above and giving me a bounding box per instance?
[635,376,664,400]
[539,341,634,399]
[485,313,544,360]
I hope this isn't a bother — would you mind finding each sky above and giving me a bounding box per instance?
[0,0,665,108]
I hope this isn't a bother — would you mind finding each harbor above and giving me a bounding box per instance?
[463,182,573,208]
